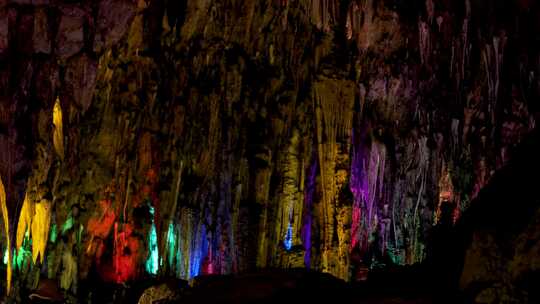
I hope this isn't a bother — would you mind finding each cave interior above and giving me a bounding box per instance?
[0,0,539,303]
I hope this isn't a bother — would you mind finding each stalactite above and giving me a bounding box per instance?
[0,176,11,293]
[451,17,468,90]
[425,0,434,24]
[309,0,339,32]
[482,33,507,135]
[350,139,387,264]
[419,20,431,66]
[346,1,361,40]
[52,97,64,161]
[346,0,375,51]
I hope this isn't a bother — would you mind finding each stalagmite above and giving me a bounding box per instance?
[275,128,304,264]
[166,222,178,270]
[60,250,77,292]
[314,78,355,279]
[0,177,11,293]
[52,97,64,161]
[31,199,51,264]
[146,206,159,275]
[15,189,52,266]
[16,193,33,252]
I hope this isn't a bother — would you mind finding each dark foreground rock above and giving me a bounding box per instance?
[454,129,540,303]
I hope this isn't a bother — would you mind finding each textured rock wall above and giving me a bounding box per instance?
[0,0,539,298]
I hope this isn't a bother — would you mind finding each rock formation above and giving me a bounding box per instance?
[0,0,538,302]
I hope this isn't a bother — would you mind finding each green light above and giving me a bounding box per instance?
[14,230,32,270]
[50,223,58,243]
[14,247,31,270]
[62,216,74,234]
[145,207,159,275]
[3,248,7,265]
[167,222,177,268]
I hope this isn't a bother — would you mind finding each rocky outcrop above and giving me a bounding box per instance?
[456,129,540,304]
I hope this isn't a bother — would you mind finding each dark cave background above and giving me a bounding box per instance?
[0,0,539,303]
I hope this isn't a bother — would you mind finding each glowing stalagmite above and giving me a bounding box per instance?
[31,200,51,263]
[16,193,32,253]
[146,206,159,275]
[53,97,64,161]
[314,77,355,279]
[166,222,177,270]
[16,191,52,264]
[0,177,11,293]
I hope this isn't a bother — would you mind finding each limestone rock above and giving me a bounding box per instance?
[0,9,7,56]
[33,8,50,54]
[93,0,136,53]
[64,53,97,113]
[55,6,85,59]
[17,12,33,54]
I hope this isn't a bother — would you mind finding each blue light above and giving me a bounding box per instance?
[284,222,293,251]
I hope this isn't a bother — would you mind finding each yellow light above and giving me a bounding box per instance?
[0,177,12,293]
[31,199,51,264]
[53,97,64,161]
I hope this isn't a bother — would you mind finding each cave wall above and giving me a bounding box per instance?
[0,0,539,297]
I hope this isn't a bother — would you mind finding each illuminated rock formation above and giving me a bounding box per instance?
[0,0,538,302]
